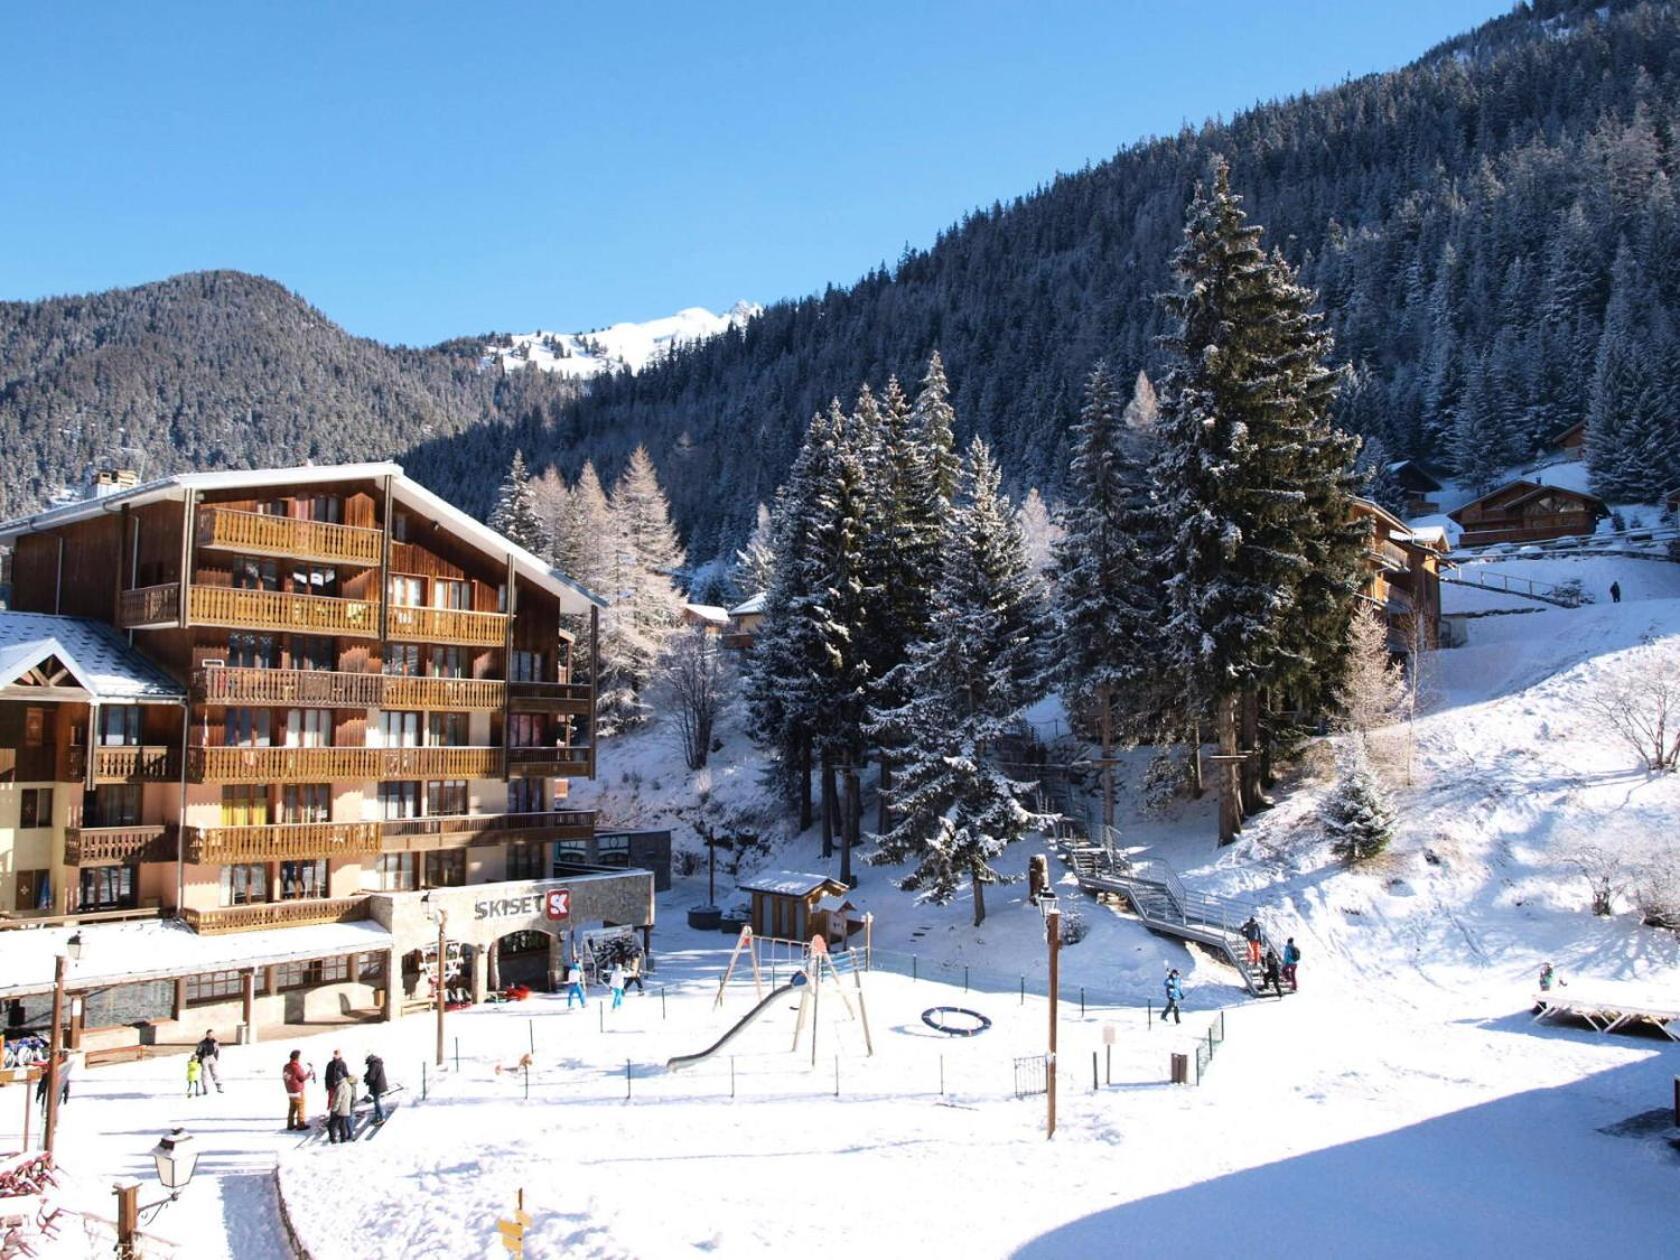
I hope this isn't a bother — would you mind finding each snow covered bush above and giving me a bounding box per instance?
[657,625,729,770]
[1632,851,1680,931]
[1321,754,1396,863]
[1550,578,1591,609]
[1141,750,1182,814]
[1058,902,1089,945]
[1583,648,1680,773]
[1563,843,1630,916]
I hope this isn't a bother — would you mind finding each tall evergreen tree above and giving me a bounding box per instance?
[731,502,776,597]
[596,446,685,736]
[911,352,962,504]
[488,450,550,554]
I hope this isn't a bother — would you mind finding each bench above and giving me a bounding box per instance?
[84,1045,148,1067]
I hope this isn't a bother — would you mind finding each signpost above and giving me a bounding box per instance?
[497,1189,532,1255]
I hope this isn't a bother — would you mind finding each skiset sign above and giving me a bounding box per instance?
[471,888,570,923]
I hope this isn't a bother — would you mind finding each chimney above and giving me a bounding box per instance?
[89,468,139,499]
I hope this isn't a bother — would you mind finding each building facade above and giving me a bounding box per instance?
[1352,497,1446,651]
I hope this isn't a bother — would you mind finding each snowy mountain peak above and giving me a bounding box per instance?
[488,302,760,381]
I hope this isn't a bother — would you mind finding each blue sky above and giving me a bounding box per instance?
[1,2,1511,345]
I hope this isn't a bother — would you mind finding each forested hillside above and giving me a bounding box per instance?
[406,0,1680,565]
[0,270,576,519]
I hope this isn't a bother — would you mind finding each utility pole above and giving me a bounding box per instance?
[435,908,449,1068]
[44,954,67,1156]
[1046,906,1060,1140]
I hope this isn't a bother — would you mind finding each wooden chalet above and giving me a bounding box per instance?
[1551,421,1588,461]
[1389,460,1445,516]
[1351,498,1446,650]
[1448,480,1607,548]
[681,603,729,634]
[723,592,766,650]
[737,870,856,942]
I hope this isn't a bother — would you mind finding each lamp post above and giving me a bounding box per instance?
[1041,896,1060,1141]
[115,1127,198,1259]
[424,898,448,1068]
[44,931,81,1158]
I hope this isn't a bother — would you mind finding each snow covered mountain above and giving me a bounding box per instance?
[488,301,760,381]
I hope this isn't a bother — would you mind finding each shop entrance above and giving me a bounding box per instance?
[492,929,557,992]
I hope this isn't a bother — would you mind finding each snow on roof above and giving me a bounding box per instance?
[0,917,393,998]
[728,592,767,617]
[1406,514,1464,546]
[0,463,604,615]
[813,894,861,914]
[684,604,729,625]
[738,870,844,897]
[0,612,185,702]
[1406,525,1451,551]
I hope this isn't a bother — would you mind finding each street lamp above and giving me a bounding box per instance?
[44,932,79,1156]
[1040,893,1061,1141]
[423,893,448,1068]
[115,1127,198,1258]
[66,931,83,962]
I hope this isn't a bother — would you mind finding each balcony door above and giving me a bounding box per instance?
[379,711,421,748]
[285,708,334,748]
[221,785,270,828]
[281,784,330,825]
[98,706,141,747]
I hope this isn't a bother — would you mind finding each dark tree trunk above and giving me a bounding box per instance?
[1217,695,1240,845]
[798,734,813,831]
[876,755,891,834]
[971,864,987,927]
[1240,689,1263,815]
[821,755,837,858]
[1186,720,1203,798]
[842,765,860,887]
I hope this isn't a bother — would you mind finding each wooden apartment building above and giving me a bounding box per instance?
[1351,497,1447,650]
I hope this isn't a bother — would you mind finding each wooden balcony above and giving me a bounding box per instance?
[182,820,383,864]
[387,604,507,648]
[63,746,181,784]
[197,507,383,567]
[507,680,594,715]
[380,676,505,711]
[64,824,177,866]
[188,586,381,639]
[189,744,503,783]
[377,809,596,853]
[1364,539,1411,572]
[193,667,506,711]
[118,584,181,629]
[506,746,595,778]
[182,896,370,936]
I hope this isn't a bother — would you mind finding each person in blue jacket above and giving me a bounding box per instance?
[1161,969,1184,1024]
[1282,938,1301,992]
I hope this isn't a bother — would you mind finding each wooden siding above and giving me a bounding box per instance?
[196,507,383,567]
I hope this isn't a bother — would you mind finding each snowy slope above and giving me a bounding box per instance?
[489,300,760,380]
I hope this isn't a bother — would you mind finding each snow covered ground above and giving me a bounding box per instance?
[20,558,1680,1258]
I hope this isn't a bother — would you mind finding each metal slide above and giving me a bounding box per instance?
[665,982,799,1072]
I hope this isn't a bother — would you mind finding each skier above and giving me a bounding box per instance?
[1610,581,1622,604]
[1161,969,1184,1024]
[186,1053,204,1098]
[363,1053,389,1125]
[1240,915,1263,966]
[1282,938,1301,993]
[1261,948,1283,998]
[566,960,588,1009]
[609,963,626,1010]
[195,1029,223,1093]
[323,1048,349,1111]
[328,1073,357,1144]
[282,1050,315,1131]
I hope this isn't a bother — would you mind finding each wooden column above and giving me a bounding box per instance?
[241,969,256,1035]
[502,555,517,782]
[44,955,66,1157]
[84,703,99,794]
[382,949,400,1021]
[177,491,196,629]
[588,603,599,778]
[112,505,128,623]
[114,1182,139,1259]
[378,474,394,641]
[172,977,187,1021]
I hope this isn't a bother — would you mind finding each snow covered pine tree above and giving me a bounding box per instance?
[488,450,551,555]
[1321,751,1396,863]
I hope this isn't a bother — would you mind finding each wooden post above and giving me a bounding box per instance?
[114,1181,139,1260]
[172,977,187,1021]
[378,474,394,640]
[1047,908,1060,1140]
[435,910,448,1068]
[177,490,196,629]
[502,553,517,782]
[841,764,859,887]
[241,968,256,1035]
[44,954,66,1158]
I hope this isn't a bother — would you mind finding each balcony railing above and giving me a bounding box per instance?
[193,667,508,711]
[182,820,383,864]
[189,745,503,783]
[118,584,181,628]
[197,507,384,567]
[387,604,507,648]
[506,746,595,777]
[377,809,596,852]
[506,680,594,714]
[183,896,370,936]
[63,746,181,784]
[1364,539,1411,571]
[64,824,178,866]
[188,586,381,639]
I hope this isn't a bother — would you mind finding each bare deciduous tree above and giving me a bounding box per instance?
[659,626,728,770]
[1564,843,1631,916]
[1583,648,1680,773]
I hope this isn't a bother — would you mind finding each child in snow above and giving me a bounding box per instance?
[566,961,588,1009]
[1282,938,1301,992]
[625,956,646,993]
[186,1054,204,1097]
[1538,962,1562,992]
[1161,969,1184,1024]
[609,963,626,1010]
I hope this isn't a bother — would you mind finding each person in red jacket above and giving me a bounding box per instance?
[282,1049,315,1132]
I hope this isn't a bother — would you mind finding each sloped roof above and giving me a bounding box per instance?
[739,870,846,897]
[0,612,185,702]
[684,603,730,625]
[728,592,767,617]
[0,462,604,614]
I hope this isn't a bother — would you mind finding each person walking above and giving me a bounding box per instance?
[323,1049,349,1113]
[328,1073,358,1144]
[1610,581,1622,604]
[566,960,588,1009]
[1240,915,1263,967]
[186,1053,205,1098]
[195,1029,223,1094]
[609,963,626,1010]
[363,1053,389,1124]
[1261,948,1283,998]
[282,1050,315,1132]
[1282,938,1301,993]
[625,956,646,993]
[1161,969,1184,1024]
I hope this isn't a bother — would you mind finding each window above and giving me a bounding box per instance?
[388,575,423,607]
[304,496,342,524]
[358,954,387,983]
[278,859,328,900]
[429,647,466,679]
[18,788,53,829]
[225,708,272,747]
[499,930,549,955]
[85,784,141,828]
[285,709,334,748]
[424,849,466,888]
[596,833,631,868]
[79,865,136,911]
[98,706,141,747]
[220,863,268,907]
[291,564,338,597]
[227,634,278,669]
[369,852,416,892]
[379,711,421,748]
[552,838,588,874]
[426,780,467,817]
[185,970,247,1006]
[427,712,467,747]
[508,714,546,748]
[379,782,421,821]
[291,636,335,672]
[509,650,545,683]
[391,512,410,543]
[221,785,269,827]
[280,784,330,824]
[14,869,49,913]
[506,841,546,881]
[508,778,545,814]
[433,579,470,611]
[276,956,350,991]
[383,644,421,676]
[255,499,288,517]
[232,557,280,591]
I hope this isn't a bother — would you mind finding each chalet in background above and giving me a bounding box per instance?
[0,463,659,1053]
[1448,480,1608,548]
[1352,497,1447,650]
[1551,421,1588,461]
[1388,460,1445,516]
